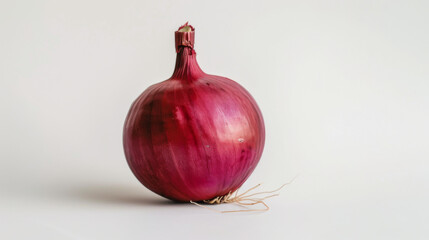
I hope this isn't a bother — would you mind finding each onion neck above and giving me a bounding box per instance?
[171,47,204,81]
[171,22,204,81]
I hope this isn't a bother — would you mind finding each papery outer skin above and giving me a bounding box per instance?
[123,26,265,202]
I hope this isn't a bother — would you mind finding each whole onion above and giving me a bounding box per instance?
[123,23,265,202]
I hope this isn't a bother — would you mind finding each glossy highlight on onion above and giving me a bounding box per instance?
[123,23,265,202]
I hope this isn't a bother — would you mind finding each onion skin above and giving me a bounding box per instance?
[123,24,265,202]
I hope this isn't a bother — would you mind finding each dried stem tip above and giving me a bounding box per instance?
[175,22,195,53]
[178,22,194,32]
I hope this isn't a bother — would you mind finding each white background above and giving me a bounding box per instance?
[1,0,428,239]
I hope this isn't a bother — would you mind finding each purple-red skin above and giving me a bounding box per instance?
[123,24,265,202]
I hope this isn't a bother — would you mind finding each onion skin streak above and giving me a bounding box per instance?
[123,24,265,202]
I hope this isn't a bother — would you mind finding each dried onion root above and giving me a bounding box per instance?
[190,177,296,213]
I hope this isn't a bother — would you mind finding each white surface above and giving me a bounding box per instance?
[1,0,428,239]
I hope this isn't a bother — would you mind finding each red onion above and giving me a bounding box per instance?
[123,23,265,202]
